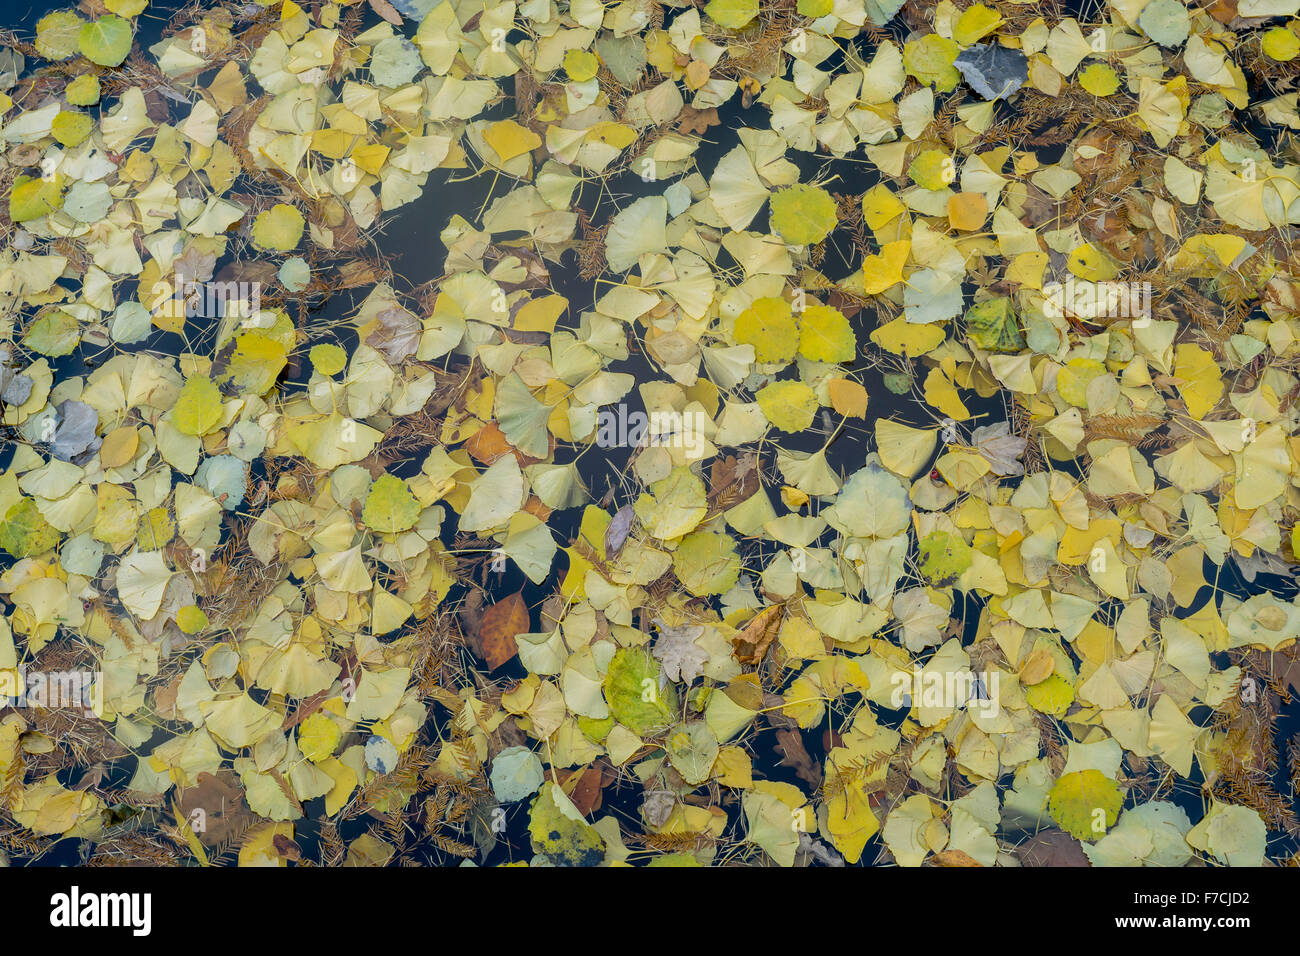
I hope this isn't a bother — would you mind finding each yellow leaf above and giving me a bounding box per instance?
[947,192,988,231]
[483,119,543,163]
[1048,769,1123,841]
[734,297,798,363]
[1174,344,1223,419]
[871,316,945,356]
[861,240,910,294]
[757,380,818,432]
[797,304,855,363]
[828,379,868,418]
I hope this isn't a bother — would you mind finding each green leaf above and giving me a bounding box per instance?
[704,0,759,29]
[1137,0,1190,48]
[903,34,962,92]
[79,14,133,67]
[918,530,973,586]
[310,343,347,376]
[673,530,741,596]
[797,0,833,16]
[528,781,605,865]
[22,311,80,357]
[10,175,65,223]
[363,474,422,533]
[495,373,552,458]
[65,74,101,105]
[51,111,93,148]
[665,721,720,785]
[0,498,60,558]
[964,297,1025,352]
[603,646,677,734]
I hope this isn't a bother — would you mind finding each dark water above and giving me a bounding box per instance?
[4,0,1299,866]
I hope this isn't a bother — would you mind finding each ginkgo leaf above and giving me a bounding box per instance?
[1174,344,1224,419]
[862,240,910,294]
[116,550,175,620]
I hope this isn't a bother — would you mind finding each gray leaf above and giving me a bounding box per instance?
[954,44,1027,101]
[642,789,675,828]
[604,504,636,555]
[652,618,708,686]
[0,358,31,406]
[0,48,22,91]
[49,400,100,462]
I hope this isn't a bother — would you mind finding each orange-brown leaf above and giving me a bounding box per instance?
[479,591,529,669]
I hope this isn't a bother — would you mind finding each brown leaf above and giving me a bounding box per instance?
[477,591,529,669]
[929,849,983,867]
[1206,0,1238,23]
[368,0,404,24]
[774,728,822,790]
[366,306,422,364]
[175,770,251,847]
[677,106,720,136]
[1017,830,1091,867]
[732,605,783,665]
[465,422,516,464]
[556,764,609,815]
[272,833,303,862]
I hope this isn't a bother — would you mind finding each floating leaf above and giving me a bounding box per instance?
[251,203,305,252]
[35,10,83,61]
[1048,770,1124,842]
[768,184,837,246]
[173,376,224,436]
[362,474,421,533]
[79,15,133,67]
